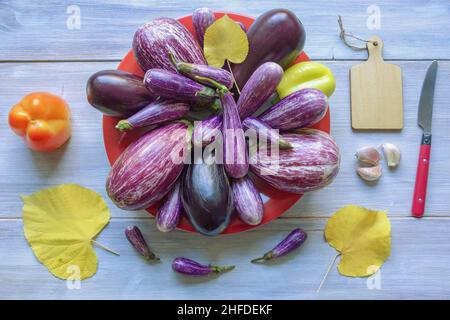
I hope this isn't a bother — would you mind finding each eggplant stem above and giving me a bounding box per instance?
[226,60,241,95]
[316,253,340,293]
[212,265,235,274]
[91,240,120,256]
[279,138,294,150]
[251,251,273,263]
[168,52,178,68]
[115,120,133,132]
[195,76,229,94]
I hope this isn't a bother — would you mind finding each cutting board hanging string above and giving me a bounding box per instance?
[338,16,377,51]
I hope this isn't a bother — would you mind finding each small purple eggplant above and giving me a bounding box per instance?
[144,69,218,106]
[192,114,223,147]
[222,92,249,178]
[259,88,328,130]
[237,62,283,118]
[116,100,190,131]
[125,226,160,261]
[156,181,182,232]
[243,116,292,150]
[232,176,264,226]
[172,257,234,276]
[192,8,216,48]
[169,53,233,90]
[251,228,307,263]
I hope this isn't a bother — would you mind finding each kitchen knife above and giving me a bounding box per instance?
[412,61,438,218]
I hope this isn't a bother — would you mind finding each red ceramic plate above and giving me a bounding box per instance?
[103,12,330,234]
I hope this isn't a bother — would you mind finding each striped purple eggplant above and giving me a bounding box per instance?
[260,88,328,130]
[125,226,159,261]
[172,257,234,276]
[169,53,233,90]
[181,152,234,236]
[250,129,340,194]
[251,228,307,263]
[237,62,283,118]
[156,181,182,232]
[243,117,292,150]
[192,8,216,48]
[232,176,264,226]
[222,92,249,178]
[116,100,190,132]
[106,121,192,210]
[192,114,222,147]
[144,69,217,106]
[133,17,206,73]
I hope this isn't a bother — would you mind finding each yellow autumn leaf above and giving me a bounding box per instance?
[204,15,249,67]
[325,205,391,277]
[22,184,111,280]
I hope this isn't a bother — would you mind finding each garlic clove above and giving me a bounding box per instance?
[381,143,401,168]
[357,165,382,182]
[355,146,382,166]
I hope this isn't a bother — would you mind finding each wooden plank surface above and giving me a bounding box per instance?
[0,0,449,61]
[1,0,450,300]
[2,217,450,300]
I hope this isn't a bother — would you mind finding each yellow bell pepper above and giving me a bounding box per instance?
[277,61,336,98]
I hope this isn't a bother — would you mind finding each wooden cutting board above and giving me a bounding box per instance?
[350,36,403,130]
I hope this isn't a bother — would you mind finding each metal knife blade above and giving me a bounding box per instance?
[417,61,438,134]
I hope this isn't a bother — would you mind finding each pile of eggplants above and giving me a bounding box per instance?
[87,7,340,237]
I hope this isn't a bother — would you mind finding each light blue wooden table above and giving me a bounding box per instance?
[1,0,449,299]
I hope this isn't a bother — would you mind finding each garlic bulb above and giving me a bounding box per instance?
[355,146,382,166]
[381,143,401,168]
[357,165,382,182]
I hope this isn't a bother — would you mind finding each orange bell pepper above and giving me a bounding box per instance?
[8,92,72,152]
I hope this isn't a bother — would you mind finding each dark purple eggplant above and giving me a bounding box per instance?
[172,257,234,276]
[192,114,222,147]
[232,9,306,88]
[156,181,182,232]
[116,100,190,132]
[125,226,159,261]
[107,121,192,210]
[144,69,218,106]
[86,70,155,117]
[260,88,328,130]
[237,62,283,118]
[192,8,216,48]
[181,151,234,236]
[243,117,292,149]
[133,17,206,73]
[169,53,233,90]
[222,92,248,178]
[232,176,264,226]
[251,228,307,263]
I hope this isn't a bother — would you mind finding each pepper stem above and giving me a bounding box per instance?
[115,120,133,132]
[211,265,235,274]
[251,251,273,263]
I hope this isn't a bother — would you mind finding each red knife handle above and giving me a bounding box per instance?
[412,133,432,218]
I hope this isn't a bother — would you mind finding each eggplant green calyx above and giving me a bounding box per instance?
[115,120,133,132]
[195,75,229,94]
[210,265,235,274]
[279,138,293,150]
[251,251,274,263]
